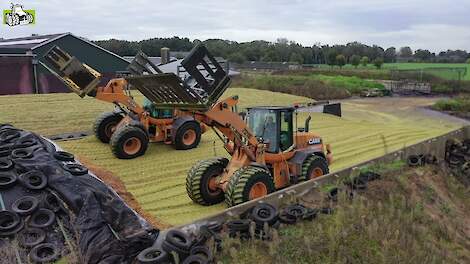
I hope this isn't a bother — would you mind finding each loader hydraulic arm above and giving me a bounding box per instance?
[196,96,264,162]
[92,78,145,115]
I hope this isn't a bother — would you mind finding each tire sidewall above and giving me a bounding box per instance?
[242,170,275,202]
[199,163,225,204]
[95,112,124,143]
[110,126,148,159]
[305,156,329,181]
[174,121,201,150]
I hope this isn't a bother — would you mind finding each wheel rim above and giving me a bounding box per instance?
[249,182,268,200]
[123,137,141,155]
[309,167,324,180]
[182,129,196,146]
[104,122,117,138]
[207,175,221,195]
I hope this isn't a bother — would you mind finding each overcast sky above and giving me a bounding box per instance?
[1,0,469,52]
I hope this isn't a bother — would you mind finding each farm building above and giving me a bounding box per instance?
[0,33,129,95]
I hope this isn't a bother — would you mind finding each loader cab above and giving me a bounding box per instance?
[247,106,294,153]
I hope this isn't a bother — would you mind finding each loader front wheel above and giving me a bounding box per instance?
[225,166,275,207]
[299,155,329,182]
[186,157,228,205]
[94,111,124,143]
[174,121,201,150]
[110,125,148,159]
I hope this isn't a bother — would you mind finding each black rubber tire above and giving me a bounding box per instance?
[12,196,39,216]
[407,154,423,166]
[19,170,48,190]
[189,245,212,261]
[0,173,16,189]
[0,158,14,171]
[53,151,75,162]
[278,213,297,224]
[44,193,64,213]
[18,227,46,248]
[182,255,208,264]
[174,121,202,150]
[63,163,88,176]
[0,130,20,143]
[186,157,228,205]
[136,246,169,263]
[285,204,307,219]
[29,243,60,263]
[225,166,275,207]
[358,171,381,182]
[251,203,278,226]
[299,155,329,182]
[165,230,192,251]
[0,218,24,237]
[226,219,251,232]
[303,208,318,221]
[11,148,34,159]
[162,240,190,260]
[13,137,37,149]
[0,149,10,158]
[0,211,20,231]
[94,111,124,143]
[110,125,149,159]
[29,208,56,228]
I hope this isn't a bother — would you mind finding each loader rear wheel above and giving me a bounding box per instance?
[174,121,201,150]
[299,155,329,182]
[94,111,124,143]
[225,166,275,207]
[110,125,148,159]
[186,157,228,205]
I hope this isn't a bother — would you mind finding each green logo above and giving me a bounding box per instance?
[3,4,35,26]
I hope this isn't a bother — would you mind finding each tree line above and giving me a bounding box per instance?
[93,37,470,65]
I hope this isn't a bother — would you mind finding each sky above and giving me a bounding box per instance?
[1,0,469,52]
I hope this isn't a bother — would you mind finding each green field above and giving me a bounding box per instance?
[319,62,470,80]
[0,89,463,226]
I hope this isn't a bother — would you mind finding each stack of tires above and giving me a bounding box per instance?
[0,125,70,263]
[0,124,156,263]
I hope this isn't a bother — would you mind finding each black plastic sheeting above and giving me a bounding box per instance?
[0,124,158,263]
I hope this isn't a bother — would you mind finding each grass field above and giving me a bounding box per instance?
[0,89,464,226]
[319,63,470,80]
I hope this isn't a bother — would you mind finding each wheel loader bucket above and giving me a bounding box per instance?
[42,46,101,97]
[126,44,231,110]
[127,51,163,76]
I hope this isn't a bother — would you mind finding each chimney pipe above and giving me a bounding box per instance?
[161,47,170,65]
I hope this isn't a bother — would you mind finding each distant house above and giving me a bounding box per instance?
[0,33,129,95]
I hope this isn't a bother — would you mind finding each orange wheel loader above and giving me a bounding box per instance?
[41,45,229,159]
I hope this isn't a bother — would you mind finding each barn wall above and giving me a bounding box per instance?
[0,56,34,95]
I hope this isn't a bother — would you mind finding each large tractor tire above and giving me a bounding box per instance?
[299,155,329,182]
[225,166,275,207]
[110,125,148,159]
[174,121,201,150]
[94,111,124,143]
[186,157,228,205]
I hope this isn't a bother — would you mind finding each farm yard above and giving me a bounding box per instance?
[0,88,464,226]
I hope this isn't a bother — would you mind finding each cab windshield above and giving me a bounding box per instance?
[247,109,277,153]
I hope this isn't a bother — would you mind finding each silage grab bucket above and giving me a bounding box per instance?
[125,44,231,110]
[42,46,101,97]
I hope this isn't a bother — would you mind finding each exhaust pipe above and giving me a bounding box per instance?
[305,116,311,132]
